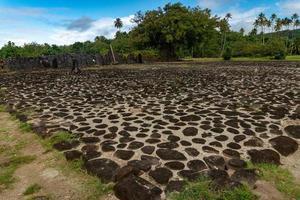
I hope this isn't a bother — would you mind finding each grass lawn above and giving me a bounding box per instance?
[183,55,300,62]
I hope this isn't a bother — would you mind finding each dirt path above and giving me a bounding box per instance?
[0,112,116,200]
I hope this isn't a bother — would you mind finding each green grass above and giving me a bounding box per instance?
[42,131,75,150]
[19,122,32,133]
[248,163,300,200]
[85,178,114,200]
[0,155,36,190]
[23,183,42,195]
[183,56,300,62]
[286,55,300,61]
[0,105,6,112]
[168,177,256,200]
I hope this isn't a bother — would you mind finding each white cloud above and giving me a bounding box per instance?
[276,0,300,15]
[225,7,267,33]
[50,15,135,45]
[197,0,238,10]
[0,14,135,47]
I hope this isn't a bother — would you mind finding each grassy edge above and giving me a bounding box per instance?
[247,163,300,200]
[0,106,113,199]
[168,177,256,200]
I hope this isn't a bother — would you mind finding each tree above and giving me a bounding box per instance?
[130,3,219,59]
[219,13,232,56]
[239,28,245,36]
[114,18,123,31]
[254,12,268,45]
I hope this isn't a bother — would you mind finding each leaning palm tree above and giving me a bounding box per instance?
[114,18,123,31]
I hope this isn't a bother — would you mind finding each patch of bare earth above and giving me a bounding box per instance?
[0,112,116,200]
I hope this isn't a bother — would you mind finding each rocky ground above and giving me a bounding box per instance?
[0,62,299,200]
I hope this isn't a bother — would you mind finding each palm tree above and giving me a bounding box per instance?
[114,18,123,31]
[295,19,300,30]
[254,12,268,45]
[270,14,277,33]
[275,18,283,32]
[219,13,232,57]
[239,28,245,36]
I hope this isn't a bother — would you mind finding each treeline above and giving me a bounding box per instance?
[1,3,300,60]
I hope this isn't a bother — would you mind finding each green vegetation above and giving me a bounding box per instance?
[23,183,42,195]
[19,122,32,133]
[248,163,300,199]
[0,3,299,61]
[0,155,36,190]
[168,177,256,200]
[42,131,75,150]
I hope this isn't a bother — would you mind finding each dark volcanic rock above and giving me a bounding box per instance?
[231,169,258,187]
[227,159,247,169]
[84,158,120,183]
[180,115,201,122]
[165,180,186,193]
[284,125,300,139]
[128,160,152,172]
[182,127,198,136]
[204,155,226,170]
[149,167,173,184]
[64,150,82,161]
[269,136,298,156]
[156,149,187,161]
[187,160,207,171]
[114,150,135,160]
[114,174,162,200]
[248,149,281,165]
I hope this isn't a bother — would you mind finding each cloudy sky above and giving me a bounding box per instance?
[0,0,299,47]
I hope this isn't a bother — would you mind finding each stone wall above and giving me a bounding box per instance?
[3,52,144,71]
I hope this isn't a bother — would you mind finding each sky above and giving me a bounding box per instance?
[0,0,299,47]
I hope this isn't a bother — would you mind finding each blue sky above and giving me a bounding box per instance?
[0,0,299,47]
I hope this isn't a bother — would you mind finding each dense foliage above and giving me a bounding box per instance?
[0,3,299,60]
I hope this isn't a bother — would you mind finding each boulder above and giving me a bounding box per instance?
[114,174,162,200]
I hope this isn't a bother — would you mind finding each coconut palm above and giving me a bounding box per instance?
[219,13,232,57]
[254,12,268,45]
[270,13,277,33]
[114,18,123,31]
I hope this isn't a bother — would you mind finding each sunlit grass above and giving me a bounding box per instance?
[248,163,300,199]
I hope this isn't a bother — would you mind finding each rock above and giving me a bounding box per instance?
[187,160,207,171]
[32,121,47,137]
[285,125,300,139]
[227,159,247,169]
[207,169,230,189]
[269,136,298,156]
[64,150,82,161]
[141,155,160,165]
[114,165,141,182]
[182,127,198,136]
[244,137,264,147]
[204,155,226,170]
[156,149,187,161]
[178,170,201,181]
[180,115,201,122]
[114,174,162,200]
[53,140,79,151]
[165,161,185,170]
[248,149,281,165]
[149,167,173,184]
[114,150,135,160]
[128,160,152,172]
[231,169,258,187]
[165,180,186,193]
[84,158,120,183]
